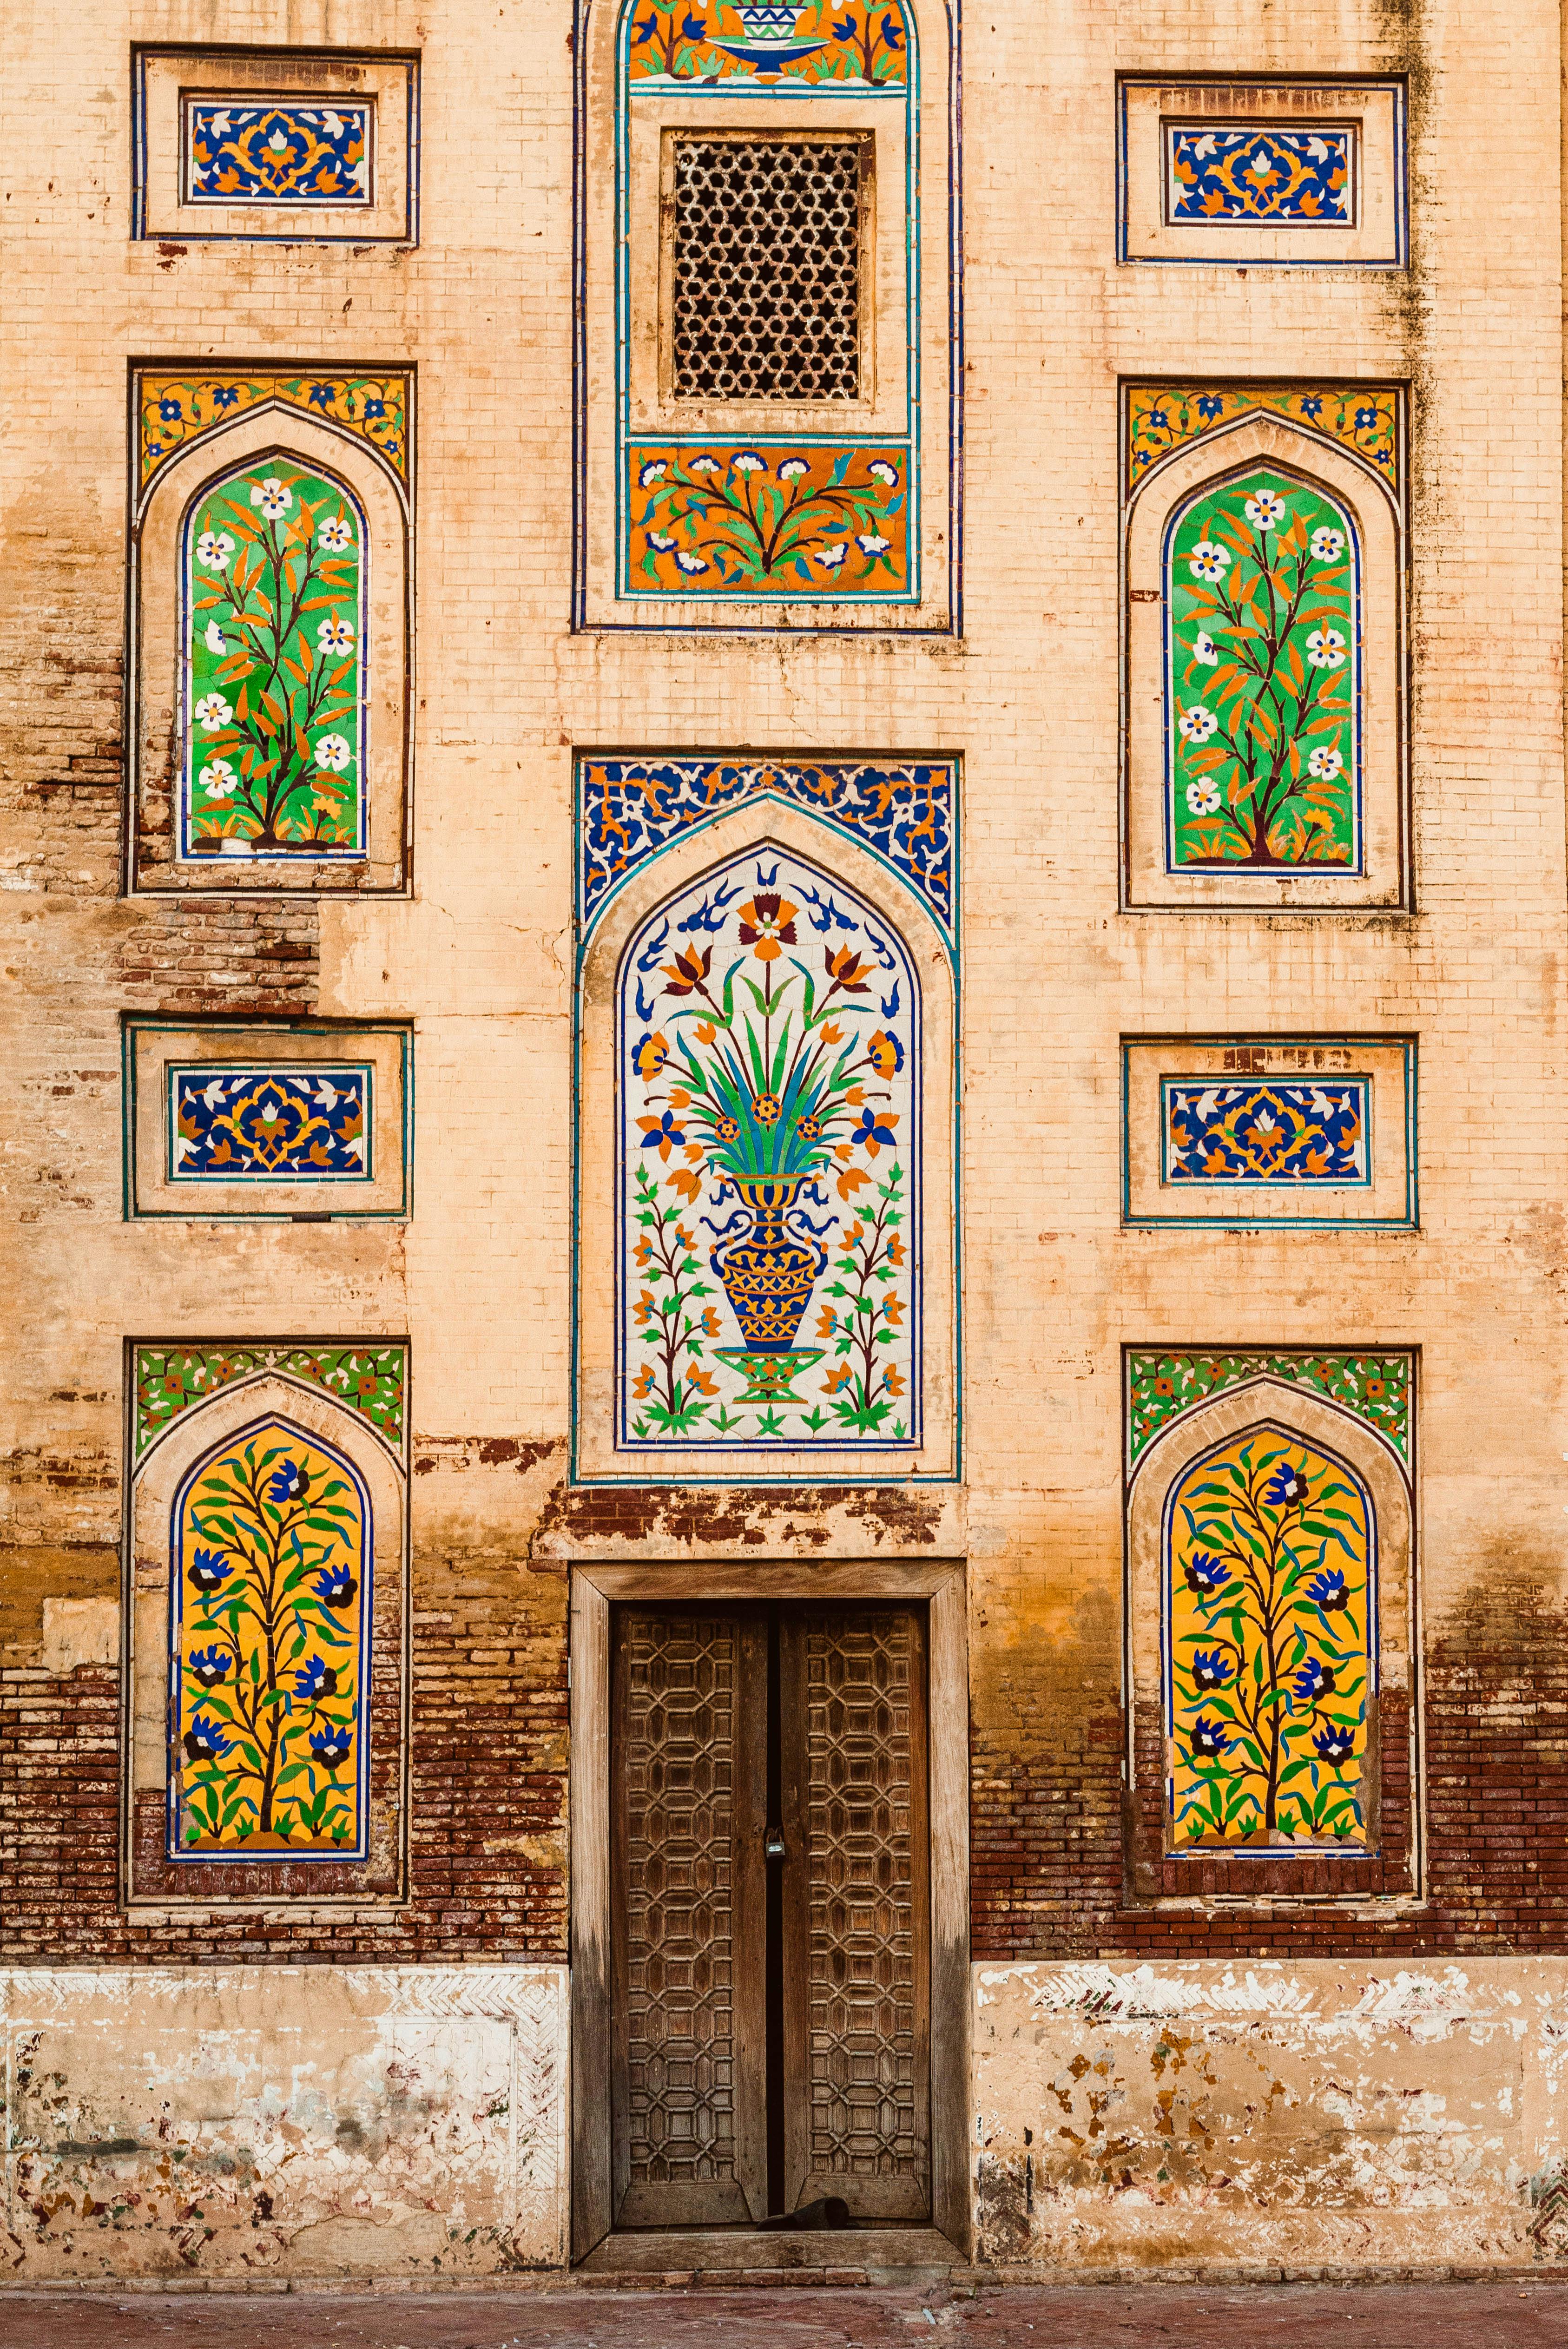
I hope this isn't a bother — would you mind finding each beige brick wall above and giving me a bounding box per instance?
[2,0,1567,2275]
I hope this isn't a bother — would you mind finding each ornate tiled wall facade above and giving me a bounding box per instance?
[5,0,1568,2289]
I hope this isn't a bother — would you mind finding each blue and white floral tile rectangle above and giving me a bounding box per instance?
[132,51,418,243]
[125,1020,412,1220]
[1118,78,1406,268]
[1122,1037,1416,1228]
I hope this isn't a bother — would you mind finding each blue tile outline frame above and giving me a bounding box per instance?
[1115,74,1407,269]
[1158,1072,1372,1190]
[1165,121,1357,231]
[122,1020,414,1221]
[572,746,961,1484]
[131,46,421,245]
[183,97,376,209]
[167,1062,377,1186]
[1120,1035,1417,1230]
[570,0,963,634]
[167,1409,375,1864]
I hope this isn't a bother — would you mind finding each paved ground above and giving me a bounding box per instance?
[0,2280,1565,2349]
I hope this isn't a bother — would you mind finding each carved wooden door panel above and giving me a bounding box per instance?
[780,1606,931,2221]
[610,1602,929,2230]
[611,1607,768,2228]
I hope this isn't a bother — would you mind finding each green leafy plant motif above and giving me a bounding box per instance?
[1168,1431,1372,1849]
[184,458,364,856]
[632,448,906,592]
[814,1162,907,1434]
[173,1421,367,1854]
[626,855,914,1444]
[1168,468,1358,870]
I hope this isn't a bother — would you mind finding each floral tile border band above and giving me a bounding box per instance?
[135,1344,407,1461]
[1126,384,1402,497]
[626,444,909,597]
[138,371,411,490]
[579,756,955,942]
[1127,1349,1411,1467]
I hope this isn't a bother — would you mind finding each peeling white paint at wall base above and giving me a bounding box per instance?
[972,1959,1568,2275]
[7,1958,1568,2282]
[0,1967,567,2281]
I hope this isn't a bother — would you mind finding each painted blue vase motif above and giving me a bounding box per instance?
[709,1175,829,1350]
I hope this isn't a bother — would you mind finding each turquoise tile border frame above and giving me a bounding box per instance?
[613,0,920,605]
[122,1020,414,1222]
[572,0,964,632]
[571,747,961,1483]
[1121,1036,1417,1230]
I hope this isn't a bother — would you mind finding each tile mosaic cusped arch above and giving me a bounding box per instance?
[1125,1360,1417,1904]
[129,367,413,893]
[1122,385,1407,910]
[574,0,959,629]
[126,1355,408,1908]
[575,776,957,1480]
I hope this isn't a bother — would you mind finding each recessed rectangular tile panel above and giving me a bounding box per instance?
[126,1022,410,1218]
[1119,79,1405,266]
[1123,1037,1415,1226]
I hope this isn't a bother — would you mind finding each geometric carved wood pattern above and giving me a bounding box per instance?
[783,1607,930,2220]
[610,1603,927,2230]
[612,1609,766,2226]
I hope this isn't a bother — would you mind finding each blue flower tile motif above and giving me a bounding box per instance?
[186,102,372,205]
[580,758,955,945]
[169,1066,372,1182]
[1162,1078,1369,1186]
[1167,126,1353,226]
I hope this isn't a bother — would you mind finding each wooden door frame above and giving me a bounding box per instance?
[570,1558,970,2263]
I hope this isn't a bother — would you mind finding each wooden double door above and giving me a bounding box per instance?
[610,1601,931,2230]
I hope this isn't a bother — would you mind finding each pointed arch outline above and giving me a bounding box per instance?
[168,1408,375,1864]
[1123,402,1407,911]
[574,790,958,1482]
[129,387,412,894]
[125,1364,409,1907]
[1125,1372,1419,1896]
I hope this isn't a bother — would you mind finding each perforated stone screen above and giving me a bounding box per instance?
[669,134,868,401]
